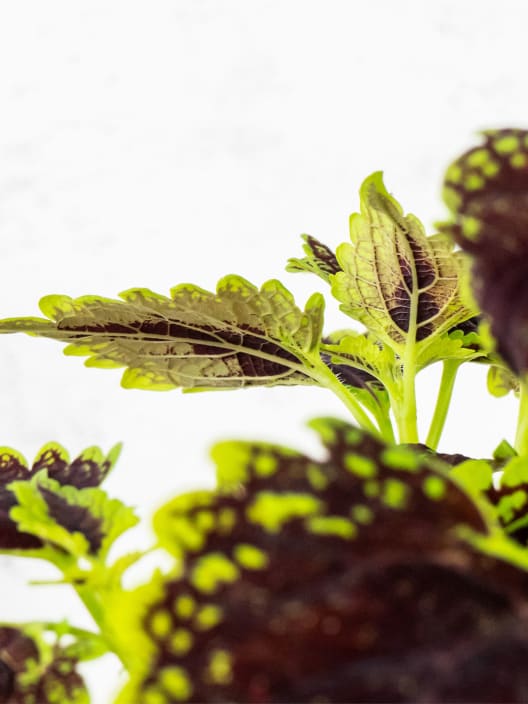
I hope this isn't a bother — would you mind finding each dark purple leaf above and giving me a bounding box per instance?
[116,419,528,703]
[442,128,528,374]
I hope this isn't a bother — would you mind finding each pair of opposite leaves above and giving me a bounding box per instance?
[0,172,479,395]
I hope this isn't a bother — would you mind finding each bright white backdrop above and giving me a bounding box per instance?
[0,2,525,701]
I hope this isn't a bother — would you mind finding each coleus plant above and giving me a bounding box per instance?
[1,129,528,702]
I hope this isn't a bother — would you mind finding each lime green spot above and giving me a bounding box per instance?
[461,216,481,240]
[254,453,278,476]
[494,135,520,154]
[510,153,527,169]
[465,173,485,191]
[307,515,357,539]
[191,553,240,594]
[422,475,446,500]
[212,442,252,487]
[57,660,73,674]
[498,490,527,524]
[208,650,233,685]
[169,628,193,655]
[481,160,499,177]
[467,148,490,167]
[451,459,492,493]
[344,452,377,478]
[446,163,463,183]
[307,464,329,490]
[159,666,192,700]
[345,428,362,444]
[142,687,167,704]
[351,504,374,524]
[382,479,409,509]
[194,510,215,532]
[246,492,321,532]
[309,419,336,444]
[163,516,206,552]
[363,480,380,498]
[442,186,462,211]
[217,507,237,533]
[233,543,269,569]
[149,609,173,638]
[501,456,528,487]
[381,446,419,471]
[174,594,196,619]
[195,604,223,630]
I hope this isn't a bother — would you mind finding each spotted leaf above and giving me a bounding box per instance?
[0,277,325,391]
[332,173,475,354]
[113,419,528,703]
[0,626,88,704]
[442,128,528,375]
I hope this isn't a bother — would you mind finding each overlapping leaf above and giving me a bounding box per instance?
[0,442,135,556]
[0,277,325,391]
[286,235,341,282]
[331,173,475,353]
[0,626,88,704]
[111,418,528,703]
[442,128,528,375]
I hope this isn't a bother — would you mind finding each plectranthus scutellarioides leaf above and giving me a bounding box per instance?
[0,276,325,391]
[442,128,528,376]
[286,234,341,282]
[112,418,528,703]
[0,626,88,704]
[0,442,135,557]
[331,173,476,353]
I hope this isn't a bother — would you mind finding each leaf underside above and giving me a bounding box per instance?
[113,419,528,703]
[0,276,325,391]
[332,173,475,350]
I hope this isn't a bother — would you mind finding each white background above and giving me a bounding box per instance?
[0,2,525,701]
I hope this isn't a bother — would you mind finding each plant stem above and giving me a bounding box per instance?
[310,361,380,436]
[514,379,528,456]
[74,584,130,670]
[375,406,396,444]
[426,359,461,450]
[397,340,419,443]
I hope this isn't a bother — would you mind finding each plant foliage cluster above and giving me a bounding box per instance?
[2,129,528,702]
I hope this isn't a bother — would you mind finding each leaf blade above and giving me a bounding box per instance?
[0,276,325,391]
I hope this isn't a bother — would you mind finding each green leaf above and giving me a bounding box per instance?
[487,364,520,397]
[321,330,396,387]
[110,418,528,704]
[8,472,137,559]
[493,439,517,462]
[331,172,476,352]
[0,277,325,391]
[286,234,341,282]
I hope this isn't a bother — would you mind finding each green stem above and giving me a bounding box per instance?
[425,360,461,450]
[375,406,396,444]
[397,341,419,443]
[74,583,130,670]
[514,379,528,456]
[310,361,380,436]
